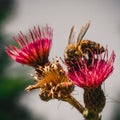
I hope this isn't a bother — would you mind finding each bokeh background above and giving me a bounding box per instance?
[0,0,120,120]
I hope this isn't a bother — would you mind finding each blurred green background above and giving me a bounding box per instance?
[0,0,41,120]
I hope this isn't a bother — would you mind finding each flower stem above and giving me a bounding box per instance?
[63,94,85,114]
[63,94,101,120]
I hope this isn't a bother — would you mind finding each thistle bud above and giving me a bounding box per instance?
[84,87,106,114]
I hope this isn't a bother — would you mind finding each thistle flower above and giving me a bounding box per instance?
[5,25,53,67]
[68,48,115,88]
[25,58,74,101]
[67,48,115,118]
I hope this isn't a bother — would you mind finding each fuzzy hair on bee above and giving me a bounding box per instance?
[64,21,105,66]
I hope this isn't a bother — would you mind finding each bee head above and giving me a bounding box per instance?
[64,44,76,58]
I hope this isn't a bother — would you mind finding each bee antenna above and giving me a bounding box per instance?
[77,20,91,45]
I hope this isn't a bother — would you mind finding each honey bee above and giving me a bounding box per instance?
[64,21,105,66]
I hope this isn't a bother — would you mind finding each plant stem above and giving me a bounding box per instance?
[63,94,101,120]
[64,94,85,114]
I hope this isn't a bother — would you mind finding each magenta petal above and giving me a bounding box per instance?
[5,25,53,67]
[68,49,115,88]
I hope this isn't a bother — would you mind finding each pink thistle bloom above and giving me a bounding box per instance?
[5,25,53,67]
[68,48,115,88]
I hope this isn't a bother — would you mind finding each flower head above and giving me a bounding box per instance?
[25,58,74,101]
[68,48,115,88]
[5,25,53,67]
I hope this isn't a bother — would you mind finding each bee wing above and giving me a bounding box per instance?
[68,26,76,44]
[77,20,91,44]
